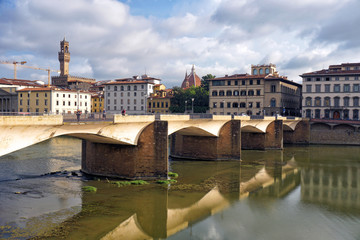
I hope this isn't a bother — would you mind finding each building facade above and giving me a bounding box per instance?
[91,93,104,113]
[301,63,360,120]
[148,85,172,113]
[209,64,302,116]
[104,75,160,114]
[0,78,45,112]
[17,87,91,114]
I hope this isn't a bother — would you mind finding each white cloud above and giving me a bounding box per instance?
[0,0,359,87]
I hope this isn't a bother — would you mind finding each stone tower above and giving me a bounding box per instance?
[58,37,70,76]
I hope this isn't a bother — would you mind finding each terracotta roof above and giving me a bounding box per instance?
[104,80,150,85]
[17,87,90,93]
[0,78,43,87]
[181,66,201,89]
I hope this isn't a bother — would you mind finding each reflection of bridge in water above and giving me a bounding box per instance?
[0,115,309,179]
[62,153,300,240]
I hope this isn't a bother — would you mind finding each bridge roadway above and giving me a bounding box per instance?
[0,115,309,179]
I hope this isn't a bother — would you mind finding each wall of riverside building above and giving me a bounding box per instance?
[310,123,360,145]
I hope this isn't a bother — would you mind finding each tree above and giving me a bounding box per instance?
[169,86,209,113]
[201,74,215,92]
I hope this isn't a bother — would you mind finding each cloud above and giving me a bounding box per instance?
[0,0,359,86]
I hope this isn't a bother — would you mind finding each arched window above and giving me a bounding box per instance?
[305,97,312,106]
[240,90,246,96]
[344,97,350,107]
[240,102,246,108]
[134,85,137,91]
[259,69,263,74]
[212,91,218,96]
[219,91,225,96]
[121,86,124,91]
[248,90,254,96]
[270,98,276,107]
[253,69,257,75]
[232,102,239,108]
[315,97,321,106]
[114,86,117,91]
[334,97,340,107]
[353,97,359,107]
[324,97,331,107]
[265,68,270,74]
[315,109,321,118]
[127,86,131,91]
[226,90,232,96]
[233,90,239,96]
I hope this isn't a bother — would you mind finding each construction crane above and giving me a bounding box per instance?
[0,60,60,87]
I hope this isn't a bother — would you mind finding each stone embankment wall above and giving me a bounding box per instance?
[310,122,360,145]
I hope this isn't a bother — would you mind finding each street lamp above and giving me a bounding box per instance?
[185,100,187,114]
[191,98,194,114]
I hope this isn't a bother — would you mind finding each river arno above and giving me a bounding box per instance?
[0,137,360,240]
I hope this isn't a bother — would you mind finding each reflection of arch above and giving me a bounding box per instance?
[333,124,355,131]
[311,122,331,130]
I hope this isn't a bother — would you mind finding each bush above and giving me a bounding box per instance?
[82,186,97,192]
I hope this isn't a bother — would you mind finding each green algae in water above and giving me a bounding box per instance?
[111,180,149,187]
[82,186,97,192]
[156,179,177,184]
[168,172,179,178]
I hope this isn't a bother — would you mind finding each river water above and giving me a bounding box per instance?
[0,137,360,239]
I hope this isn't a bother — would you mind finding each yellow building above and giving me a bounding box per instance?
[17,87,51,113]
[91,93,104,113]
[148,88,172,113]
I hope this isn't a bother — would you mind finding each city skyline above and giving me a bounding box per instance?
[0,0,359,87]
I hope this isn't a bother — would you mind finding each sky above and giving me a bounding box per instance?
[0,0,359,87]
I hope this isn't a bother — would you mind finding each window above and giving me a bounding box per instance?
[344,97,350,107]
[20,99,22,105]
[306,85,312,93]
[335,77,339,81]
[256,90,261,95]
[253,69,257,75]
[324,97,331,107]
[213,102,217,108]
[344,110,349,119]
[265,68,269,74]
[270,98,276,107]
[334,97,340,107]
[256,102,260,108]
[36,99,39,106]
[315,97,321,107]
[127,86,131,91]
[232,102,238,108]
[325,84,330,93]
[248,102,253,108]
[240,90,246,96]
[259,69,263,74]
[36,93,39,97]
[220,102,224,108]
[227,80,231,86]
[226,90,232,96]
[315,109,320,118]
[271,85,276,92]
[344,84,350,92]
[127,92,130,97]
[305,97,312,106]
[325,109,330,118]
[134,86,137,90]
[44,99,47,106]
[334,84,340,92]
[63,101,65,106]
[240,102,246,108]
[121,86,124,91]
[353,110,359,120]
[353,97,359,107]
[234,90,239,96]
[257,79,261,85]
[316,78,321,81]
[134,92,137,96]
[248,90,254,96]
[235,81,238,85]
[315,84,321,93]
[353,84,359,92]
[219,91,225,96]
[56,100,59,106]
[249,80,253,85]
[325,77,330,81]
[345,76,349,80]
[227,102,231,108]
[306,78,311,82]
[212,80,225,86]
[306,109,311,118]
[242,80,245,85]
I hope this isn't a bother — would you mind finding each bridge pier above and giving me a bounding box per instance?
[170,120,241,160]
[81,121,168,179]
[241,120,283,150]
[283,120,310,144]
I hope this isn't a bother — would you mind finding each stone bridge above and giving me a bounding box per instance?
[0,115,309,179]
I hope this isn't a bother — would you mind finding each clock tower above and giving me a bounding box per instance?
[58,37,70,76]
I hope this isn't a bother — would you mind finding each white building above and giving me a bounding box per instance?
[104,75,160,114]
[301,63,360,120]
